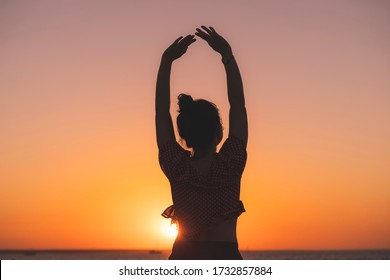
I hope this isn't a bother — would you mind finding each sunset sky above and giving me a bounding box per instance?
[1,0,389,250]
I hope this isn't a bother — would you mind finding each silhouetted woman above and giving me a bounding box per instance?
[155,26,248,260]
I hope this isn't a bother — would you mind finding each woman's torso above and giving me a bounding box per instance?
[185,154,238,243]
[159,137,247,244]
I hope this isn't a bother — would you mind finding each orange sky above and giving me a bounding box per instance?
[1,0,389,250]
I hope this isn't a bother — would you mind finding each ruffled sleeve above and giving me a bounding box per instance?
[161,204,175,219]
[161,205,177,226]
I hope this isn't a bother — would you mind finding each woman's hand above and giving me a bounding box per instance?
[195,26,232,58]
[162,35,196,63]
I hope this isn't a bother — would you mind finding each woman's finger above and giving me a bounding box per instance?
[195,28,210,41]
[201,25,213,35]
[180,35,193,43]
[173,36,183,44]
[188,37,196,45]
[181,39,196,50]
[183,34,194,40]
[191,37,196,43]
[209,26,218,35]
[180,35,195,47]
[195,28,208,36]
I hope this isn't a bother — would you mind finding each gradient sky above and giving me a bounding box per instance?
[1,0,389,250]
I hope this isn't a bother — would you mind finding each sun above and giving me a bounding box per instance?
[163,223,178,238]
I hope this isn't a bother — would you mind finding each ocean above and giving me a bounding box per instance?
[1,250,389,260]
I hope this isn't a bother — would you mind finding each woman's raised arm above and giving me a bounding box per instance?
[155,35,196,149]
[195,26,248,146]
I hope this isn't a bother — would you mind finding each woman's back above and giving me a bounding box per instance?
[188,152,239,242]
[159,136,246,242]
[194,219,238,242]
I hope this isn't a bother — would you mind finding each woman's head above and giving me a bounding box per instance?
[177,93,223,150]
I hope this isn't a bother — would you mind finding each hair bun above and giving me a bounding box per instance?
[178,93,194,113]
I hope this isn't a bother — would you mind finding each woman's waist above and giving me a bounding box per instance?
[178,218,238,242]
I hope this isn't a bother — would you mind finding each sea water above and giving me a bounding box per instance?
[1,250,389,260]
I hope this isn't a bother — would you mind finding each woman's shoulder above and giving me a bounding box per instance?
[219,136,247,155]
[216,136,247,175]
[159,138,189,156]
[158,139,191,178]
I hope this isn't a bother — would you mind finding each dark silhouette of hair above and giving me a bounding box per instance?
[177,93,223,150]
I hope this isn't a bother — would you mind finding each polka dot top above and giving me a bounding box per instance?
[159,136,247,241]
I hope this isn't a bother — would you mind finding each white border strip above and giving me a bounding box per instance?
[2,260,390,280]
